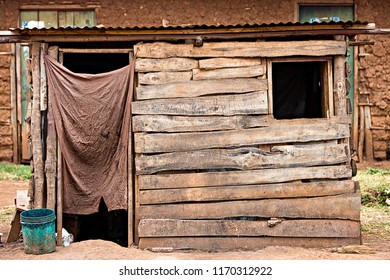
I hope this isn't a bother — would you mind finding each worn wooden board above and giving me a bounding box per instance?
[138,192,360,220]
[199,57,262,69]
[138,165,352,190]
[135,144,350,174]
[132,91,268,116]
[138,71,192,85]
[134,121,349,153]
[139,180,356,205]
[135,41,347,58]
[193,65,265,80]
[136,78,267,100]
[139,237,361,250]
[135,58,198,72]
[138,219,360,238]
[133,115,274,132]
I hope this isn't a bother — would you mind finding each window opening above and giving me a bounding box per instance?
[272,61,329,119]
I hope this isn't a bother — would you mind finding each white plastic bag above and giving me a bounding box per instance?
[62,228,74,247]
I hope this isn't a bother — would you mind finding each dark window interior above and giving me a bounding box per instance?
[272,61,324,119]
[63,53,129,74]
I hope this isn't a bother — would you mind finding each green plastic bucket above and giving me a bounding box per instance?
[20,208,56,255]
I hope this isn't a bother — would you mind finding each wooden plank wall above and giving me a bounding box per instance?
[132,41,360,250]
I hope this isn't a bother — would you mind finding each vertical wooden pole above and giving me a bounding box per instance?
[15,43,22,163]
[333,56,347,117]
[358,106,365,161]
[364,106,374,160]
[266,60,273,115]
[56,50,63,247]
[40,44,48,112]
[31,42,44,209]
[127,51,134,247]
[10,43,18,163]
[352,45,359,151]
[46,46,58,211]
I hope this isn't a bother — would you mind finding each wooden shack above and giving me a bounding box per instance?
[1,21,377,250]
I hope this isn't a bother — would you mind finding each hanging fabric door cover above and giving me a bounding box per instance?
[44,55,133,215]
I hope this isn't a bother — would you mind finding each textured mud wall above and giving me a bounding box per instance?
[356,0,390,160]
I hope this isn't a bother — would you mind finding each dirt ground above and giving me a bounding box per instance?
[0,162,389,260]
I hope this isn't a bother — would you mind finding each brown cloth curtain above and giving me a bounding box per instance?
[44,55,133,215]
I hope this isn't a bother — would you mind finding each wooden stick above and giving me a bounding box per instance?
[39,44,48,111]
[364,105,374,160]
[45,46,58,211]
[9,43,18,163]
[358,106,365,161]
[56,50,63,247]
[128,51,134,247]
[352,46,359,151]
[31,42,44,208]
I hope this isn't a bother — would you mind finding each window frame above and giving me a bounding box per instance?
[267,56,334,119]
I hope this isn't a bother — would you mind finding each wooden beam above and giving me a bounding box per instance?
[139,236,361,250]
[134,120,350,153]
[135,41,347,58]
[199,57,262,69]
[31,42,44,208]
[138,71,192,85]
[139,192,360,220]
[132,114,273,133]
[132,91,268,116]
[139,180,355,205]
[136,78,267,100]
[138,165,352,190]
[135,58,198,72]
[192,65,265,80]
[139,219,360,238]
[135,144,350,174]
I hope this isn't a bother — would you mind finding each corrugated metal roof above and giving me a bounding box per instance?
[10,20,373,32]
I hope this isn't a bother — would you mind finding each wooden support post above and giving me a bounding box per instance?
[10,43,18,163]
[56,50,63,247]
[333,56,347,116]
[31,42,44,208]
[358,106,365,161]
[40,44,48,111]
[364,106,374,160]
[45,46,58,211]
[128,51,134,247]
[352,46,359,151]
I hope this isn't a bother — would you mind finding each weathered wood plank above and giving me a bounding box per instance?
[139,192,360,220]
[135,57,198,72]
[138,165,352,190]
[31,42,44,208]
[135,41,347,58]
[45,45,58,211]
[136,78,267,100]
[193,65,265,80]
[139,180,355,205]
[138,71,192,85]
[139,237,361,250]
[135,144,350,174]
[199,57,262,69]
[133,115,274,132]
[132,91,268,116]
[139,219,360,238]
[134,121,349,153]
